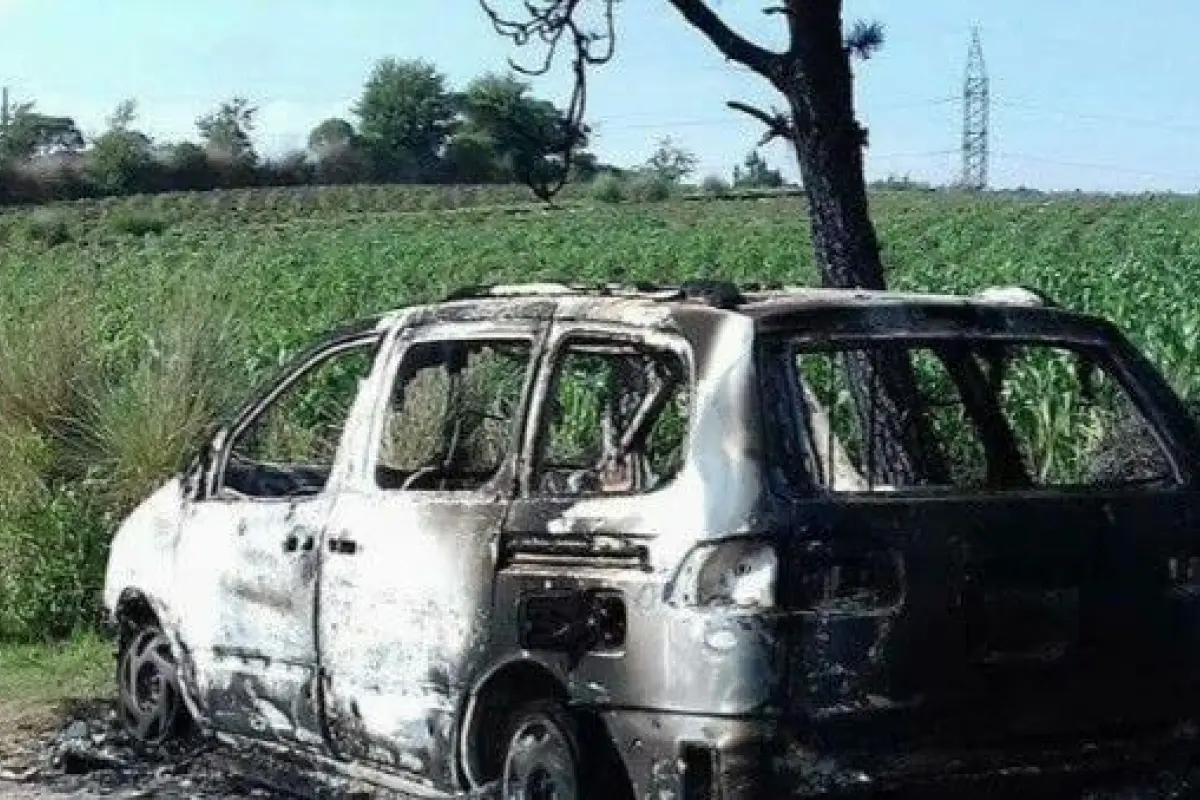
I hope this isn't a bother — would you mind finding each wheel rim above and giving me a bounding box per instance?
[502,717,578,800]
[118,628,182,745]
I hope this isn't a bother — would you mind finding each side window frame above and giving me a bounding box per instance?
[785,331,1187,498]
[205,332,383,503]
[519,323,695,500]
[361,320,546,498]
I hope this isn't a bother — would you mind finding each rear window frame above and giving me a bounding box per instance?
[758,325,1190,498]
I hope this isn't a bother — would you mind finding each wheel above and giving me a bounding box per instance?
[499,701,584,800]
[117,625,189,745]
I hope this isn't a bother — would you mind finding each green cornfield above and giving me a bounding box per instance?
[2,185,1200,639]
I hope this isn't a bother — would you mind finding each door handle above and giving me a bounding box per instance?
[328,537,358,555]
[284,532,317,553]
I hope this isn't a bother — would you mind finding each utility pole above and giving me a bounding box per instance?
[962,27,989,191]
[1,87,9,133]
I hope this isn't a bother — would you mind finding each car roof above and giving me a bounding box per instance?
[365,281,1099,333]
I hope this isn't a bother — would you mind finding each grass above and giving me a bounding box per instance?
[0,631,113,718]
[2,183,1200,639]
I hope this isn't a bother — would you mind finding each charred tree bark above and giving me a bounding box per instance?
[780,3,947,485]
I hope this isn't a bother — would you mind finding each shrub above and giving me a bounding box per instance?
[21,209,73,247]
[701,175,731,197]
[82,282,247,514]
[590,173,626,204]
[108,210,169,237]
[627,173,674,203]
[0,292,97,436]
[0,491,109,641]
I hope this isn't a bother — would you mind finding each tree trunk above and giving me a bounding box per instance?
[776,10,951,485]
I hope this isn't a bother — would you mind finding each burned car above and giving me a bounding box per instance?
[103,282,1200,798]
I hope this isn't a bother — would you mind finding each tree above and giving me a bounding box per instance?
[732,149,784,189]
[307,117,368,184]
[644,136,698,183]
[308,117,357,155]
[162,141,218,192]
[480,1,949,484]
[354,58,457,182]
[108,99,139,132]
[88,99,155,196]
[196,97,258,166]
[450,71,590,194]
[0,102,84,162]
[442,129,502,183]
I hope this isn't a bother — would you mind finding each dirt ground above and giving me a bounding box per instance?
[0,699,303,799]
[5,699,1200,798]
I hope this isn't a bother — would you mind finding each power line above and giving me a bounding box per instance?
[995,99,1200,135]
[994,151,1200,185]
[590,96,958,132]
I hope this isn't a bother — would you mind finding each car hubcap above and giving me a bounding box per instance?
[118,629,181,745]
[503,718,577,800]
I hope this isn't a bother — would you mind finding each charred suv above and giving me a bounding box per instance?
[103,282,1200,798]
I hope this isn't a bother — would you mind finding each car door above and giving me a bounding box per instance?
[317,320,544,786]
[172,331,382,749]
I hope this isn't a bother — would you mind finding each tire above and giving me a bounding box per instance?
[117,625,189,746]
[499,700,585,800]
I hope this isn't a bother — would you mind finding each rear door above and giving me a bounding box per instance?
[773,333,1200,744]
[316,320,543,787]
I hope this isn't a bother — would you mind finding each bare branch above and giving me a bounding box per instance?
[666,0,782,76]
[477,0,617,201]
[727,100,794,146]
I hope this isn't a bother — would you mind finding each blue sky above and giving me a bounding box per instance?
[0,0,1196,192]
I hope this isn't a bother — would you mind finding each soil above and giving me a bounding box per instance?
[0,699,327,799]
[3,700,1200,798]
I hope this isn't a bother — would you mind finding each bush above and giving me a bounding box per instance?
[590,173,626,204]
[701,175,731,197]
[627,173,674,203]
[0,491,109,641]
[22,209,73,247]
[84,286,247,514]
[108,210,169,237]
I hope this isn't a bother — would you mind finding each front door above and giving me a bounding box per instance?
[173,334,380,748]
[318,321,541,786]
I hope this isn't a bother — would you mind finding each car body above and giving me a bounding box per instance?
[103,281,1200,798]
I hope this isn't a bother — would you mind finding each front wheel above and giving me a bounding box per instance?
[500,701,583,800]
[117,626,189,746]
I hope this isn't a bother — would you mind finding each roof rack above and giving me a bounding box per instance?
[441,280,748,309]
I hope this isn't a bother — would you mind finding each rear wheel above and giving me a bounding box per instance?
[500,701,583,800]
[117,626,189,745]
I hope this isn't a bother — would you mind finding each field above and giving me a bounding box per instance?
[2,185,1200,640]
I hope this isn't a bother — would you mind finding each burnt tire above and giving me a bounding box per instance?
[499,700,585,800]
[117,626,189,746]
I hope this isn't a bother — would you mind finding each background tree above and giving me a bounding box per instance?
[450,72,591,194]
[307,117,368,184]
[480,0,948,483]
[308,117,357,155]
[0,102,84,162]
[162,141,218,192]
[732,149,784,189]
[196,97,258,167]
[644,136,698,184]
[354,58,457,182]
[87,99,155,195]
